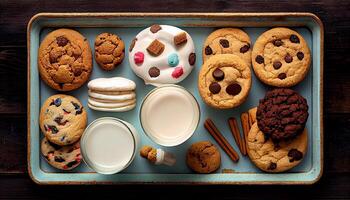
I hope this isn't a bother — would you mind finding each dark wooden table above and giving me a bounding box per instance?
[1,0,349,199]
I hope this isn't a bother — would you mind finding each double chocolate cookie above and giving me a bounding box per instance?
[252,27,311,87]
[38,29,92,91]
[246,123,307,173]
[256,88,309,141]
[186,141,221,173]
[39,94,87,146]
[198,54,251,109]
[95,33,125,71]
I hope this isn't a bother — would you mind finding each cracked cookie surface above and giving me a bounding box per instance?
[203,28,252,65]
[38,29,92,91]
[95,33,125,71]
[198,54,251,109]
[252,27,311,87]
[186,141,221,173]
[39,94,87,146]
[246,123,307,173]
[41,137,82,170]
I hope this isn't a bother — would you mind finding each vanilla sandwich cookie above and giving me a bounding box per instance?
[88,90,136,101]
[88,77,136,92]
[88,98,136,108]
[88,103,136,112]
[89,97,133,103]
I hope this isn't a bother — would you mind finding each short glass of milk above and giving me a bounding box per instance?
[80,117,139,174]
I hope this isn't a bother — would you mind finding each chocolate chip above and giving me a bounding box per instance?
[48,125,58,134]
[226,83,241,95]
[205,46,213,55]
[297,52,304,60]
[60,136,66,141]
[48,140,62,150]
[75,108,83,115]
[66,160,78,168]
[240,44,250,53]
[56,36,68,46]
[288,148,303,162]
[273,61,282,69]
[188,53,196,65]
[58,83,64,89]
[149,67,160,78]
[273,39,283,47]
[267,162,277,170]
[150,24,161,33]
[255,55,264,64]
[50,98,61,107]
[290,34,300,43]
[63,109,70,114]
[73,67,82,76]
[219,39,229,48]
[54,156,65,163]
[147,39,165,56]
[285,54,293,63]
[174,32,187,46]
[129,38,137,52]
[71,102,80,110]
[212,68,225,81]
[54,116,67,126]
[278,73,287,80]
[209,82,221,94]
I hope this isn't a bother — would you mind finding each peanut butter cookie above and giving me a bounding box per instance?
[198,54,251,109]
[203,28,251,65]
[252,27,311,87]
[246,123,307,173]
[186,141,221,173]
[95,33,125,71]
[38,29,92,91]
[39,94,87,146]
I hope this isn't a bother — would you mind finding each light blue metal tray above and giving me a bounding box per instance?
[27,13,323,184]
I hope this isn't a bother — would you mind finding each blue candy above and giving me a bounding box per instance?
[168,53,179,67]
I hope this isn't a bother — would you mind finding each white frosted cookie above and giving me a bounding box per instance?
[128,24,196,86]
[88,103,136,112]
[87,77,136,91]
[88,90,136,101]
[88,98,136,108]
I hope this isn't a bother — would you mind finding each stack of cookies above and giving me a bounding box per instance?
[198,28,252,109]
[87,77,137,112]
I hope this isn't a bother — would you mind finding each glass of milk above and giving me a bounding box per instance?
[80,117,139,174]
[140,85,200,147]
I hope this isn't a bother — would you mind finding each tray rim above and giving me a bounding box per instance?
[27,12,324,185]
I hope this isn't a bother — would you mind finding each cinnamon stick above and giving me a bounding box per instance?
[204,119,239,162]
[240,113,250,155]
[228,117,246,156]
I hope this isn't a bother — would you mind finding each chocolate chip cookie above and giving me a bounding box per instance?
[257,88,309,141]
[38,29,92,91]
[39,94,87,146]
[246,123,307,173]
[186,141,221,173]
[203,28,252,65]
[95,33,125,71]
[41,137,82,170]
[252,27,311,87]
[198,54,251,109]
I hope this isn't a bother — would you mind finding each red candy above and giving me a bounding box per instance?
[172,66,184,78]
[134,52,144,64]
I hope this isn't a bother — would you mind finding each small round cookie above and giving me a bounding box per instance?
[246,123,307,173]
[39,94,87,146]
[88,98,136,108]
[257,88,309,141]
[252,27,311,87]
[41,137,82,170]
[87,77,136,92]
[38,28,92,91]
[198,54,251,109]
[95,33,125,71]
[203,28,252,65]
[88,91,136,101]
[87,103,136,112]
[186,141,221,173]
[129,24,196,86]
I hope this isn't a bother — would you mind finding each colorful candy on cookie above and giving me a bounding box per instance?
[87,77,137,112]
[128,24,196,86]
[139,145,176,166]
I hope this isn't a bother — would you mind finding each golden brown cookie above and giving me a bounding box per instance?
[252,27,311,87]
[39,94,87,146]
[95,33,125,71]
[186,141,221,173]
[38,29,92,91]
[41,137,82,170]
[246,123,308,173]
[203,28,251,65]
[198,54,251,109]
